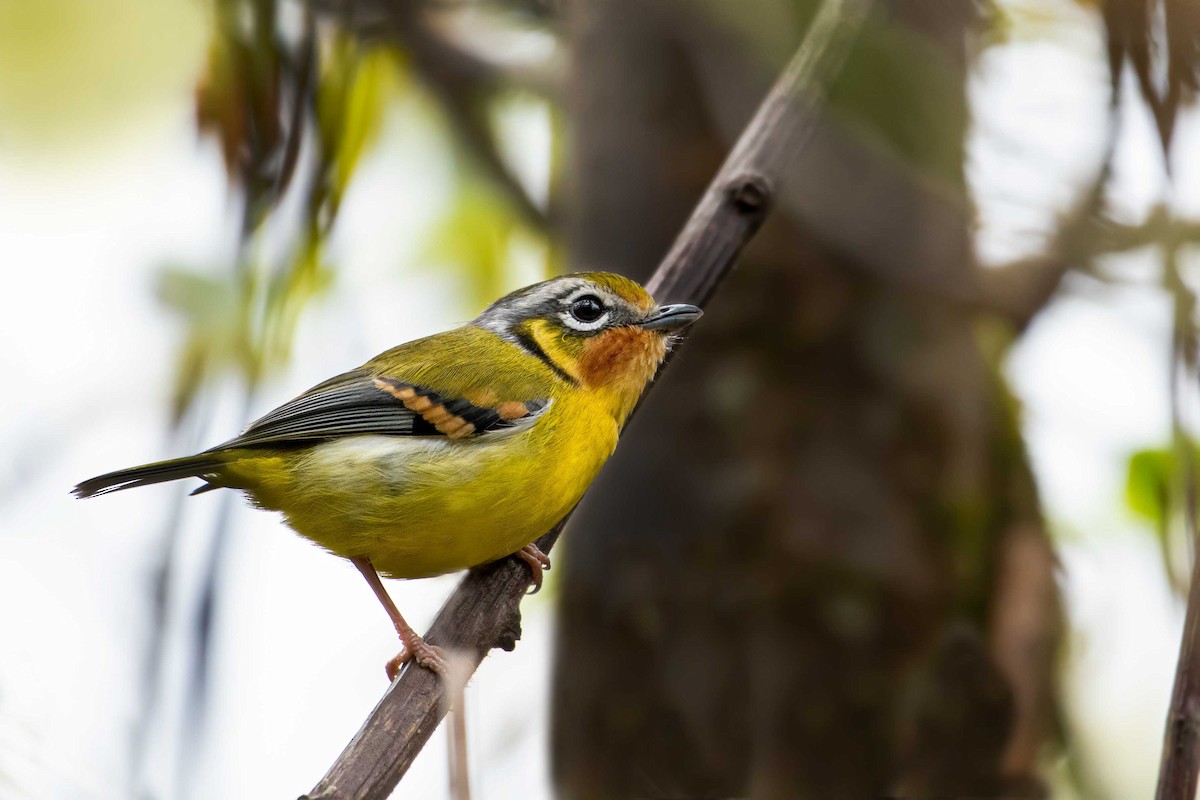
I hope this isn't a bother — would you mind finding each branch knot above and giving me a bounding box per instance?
[492,603,523,652]
[724,172,773,216]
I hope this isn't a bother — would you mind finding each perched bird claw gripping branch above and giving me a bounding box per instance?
[516,543,553,594]
[73,273,700,681]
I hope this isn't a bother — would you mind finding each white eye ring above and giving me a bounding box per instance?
[560,309,609,332]
[559,287,611,332]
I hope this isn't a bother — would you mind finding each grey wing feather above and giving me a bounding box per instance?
[208,370,550,450]
[212,370,418,449]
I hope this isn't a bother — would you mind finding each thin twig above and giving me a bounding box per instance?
[448,707,470,800]
[447,650,472,800]
[300,1,873,797]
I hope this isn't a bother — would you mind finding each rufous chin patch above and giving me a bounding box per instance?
[579,326,666,388]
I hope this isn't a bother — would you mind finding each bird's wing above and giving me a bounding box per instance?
[212,330,554,451]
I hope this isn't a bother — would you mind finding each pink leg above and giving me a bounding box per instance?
[352,557,447,680]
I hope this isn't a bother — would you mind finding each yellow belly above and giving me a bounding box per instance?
[223,394,618,578]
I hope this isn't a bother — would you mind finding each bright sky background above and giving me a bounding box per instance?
[0,1,1196,798]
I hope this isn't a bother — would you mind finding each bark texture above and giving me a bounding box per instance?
[552,1,1061,797]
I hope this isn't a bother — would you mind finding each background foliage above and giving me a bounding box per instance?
[2,0,1200,797]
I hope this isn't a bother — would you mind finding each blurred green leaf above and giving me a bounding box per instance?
[1125,445,1194,595]
[979,1,1085,48]
[175,10,406,424]
[1126,448,1173,524]
[423,184,531,311]
[195,32,250,183]
[317,41,398,219]
[262,239,335,369]
[197,0,293,231]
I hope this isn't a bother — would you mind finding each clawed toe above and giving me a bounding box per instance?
[516,543,552,594]
[386,651,405,682]
[385,638,448,681]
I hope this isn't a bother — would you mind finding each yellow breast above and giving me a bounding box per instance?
[227,388,619,578]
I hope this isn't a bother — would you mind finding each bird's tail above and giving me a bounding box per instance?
[72,452,227,498]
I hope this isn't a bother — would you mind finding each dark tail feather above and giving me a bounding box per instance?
[72,453,227,499]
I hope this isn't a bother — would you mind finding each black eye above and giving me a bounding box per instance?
[569,295,605,324]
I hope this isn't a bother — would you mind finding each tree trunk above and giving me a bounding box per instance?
[552,1,1061,797]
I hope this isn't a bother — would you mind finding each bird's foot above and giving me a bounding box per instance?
[385,635,448,681]
[516,543,552,594]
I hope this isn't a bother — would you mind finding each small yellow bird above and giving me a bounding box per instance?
[74,272,700,678]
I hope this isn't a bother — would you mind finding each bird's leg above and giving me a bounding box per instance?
[351,557,447,680]
[515,543,552,594]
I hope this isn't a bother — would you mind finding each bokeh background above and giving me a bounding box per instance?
[1,0,1198,797]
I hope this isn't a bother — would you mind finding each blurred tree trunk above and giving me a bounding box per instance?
[552,1,1061,797]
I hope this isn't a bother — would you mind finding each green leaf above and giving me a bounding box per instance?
[1125,446,1193,596]
[316,40,398,219]
[423,184,522,310]
[262,239,335,368]
[1125,448,1173,524]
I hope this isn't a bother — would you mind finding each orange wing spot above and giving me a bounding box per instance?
[441,420,475,439]
[373,378,417,401]
[404,395,434,413]
[497,401,531,421]
[422,405,454,425]
[435,416,467,434]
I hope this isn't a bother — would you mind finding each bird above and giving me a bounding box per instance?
[74,272,701,680]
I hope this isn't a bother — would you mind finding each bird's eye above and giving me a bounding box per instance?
[569,295,605,324]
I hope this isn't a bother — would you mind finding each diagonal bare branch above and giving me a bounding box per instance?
[299,0,874,797]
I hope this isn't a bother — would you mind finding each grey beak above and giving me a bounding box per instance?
[638,303,703,331]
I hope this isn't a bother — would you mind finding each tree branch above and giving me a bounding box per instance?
[300,1,873,797]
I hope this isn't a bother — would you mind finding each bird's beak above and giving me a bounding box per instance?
[638,303,703,331]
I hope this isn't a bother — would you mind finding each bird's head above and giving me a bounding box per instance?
[475,272,701,409]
